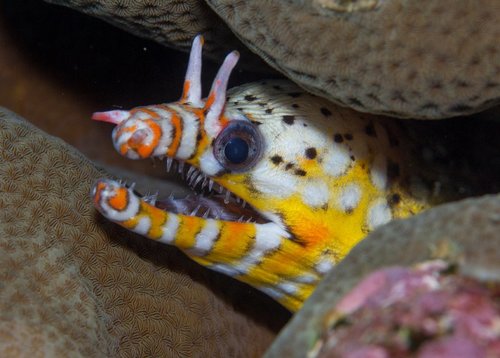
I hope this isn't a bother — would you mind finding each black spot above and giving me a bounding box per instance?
[270,155,283,165]
[282,115,295,125]
[387,161,400,179]
[285,163,294,170]
[251,120,263,125]
[294,169,307,176]
[258,102,266,107]
[273,85,283,90]
[350,155,355,161]
[288,92,302,98]
[320,107,332,116]
[365,122,377,137]
[333,134,344,143]
[344,133,353,140]
[237,107,244,112]
[305,147,317,159]
[196,133,202,141]
[292,103,300,108]
[388,193,401,206]
[345,207,354,215]
[265,108,273,114]
[244,94,258,101]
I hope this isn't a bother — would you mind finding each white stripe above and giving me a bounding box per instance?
[231,222,287,273]
[102,185,140,222]
[158,214,180,244]
[170,104,199,159]
[134,217,151,236]
[189,219,220,255]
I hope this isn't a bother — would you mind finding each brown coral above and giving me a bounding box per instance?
[0,108,289,357]
[206,0,500,118]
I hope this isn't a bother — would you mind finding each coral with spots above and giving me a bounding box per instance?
[0,108,289,357]
[314,261,500,357]
[266,193,500,357]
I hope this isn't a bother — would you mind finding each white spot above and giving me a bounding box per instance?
[159,214,180,244]
[199,150,224,176]
[277,282,298,295]
[322,145,351,177]
[301,181,329,208]
[251,160,298,198]
[259,286,283,300]
[338,183,362,212]
[315,259,334,275]
[294,274,318,284]
[367,200,392,230]
[370,154,388,190]
[261,211,287,231]
[134,217,151,236]
[189,219,220,255]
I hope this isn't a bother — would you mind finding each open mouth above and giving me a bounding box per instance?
[128,157,268,224]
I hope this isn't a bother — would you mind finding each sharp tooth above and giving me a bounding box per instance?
[186,166,196,180]
[168,192,175,199]
[217,185,224,194]
[246,217,253,223]
[208,179,214,192]
[191,204,201,216]
[201,177,209,190]
[189,173,199,187]
[128,182,136,191]
[202,209,210,218]
[166,157,173,172]
[193,174,205,188]
[178,161,185,174]
[224,190,231,204]
[238,215,244,222]
[241,201,246,208]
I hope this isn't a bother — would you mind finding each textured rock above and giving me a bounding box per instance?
[0,108,289,357]
[206,0,500,118]
[266,193,500,357]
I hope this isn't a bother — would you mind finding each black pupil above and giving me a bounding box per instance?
[224,137,249,164]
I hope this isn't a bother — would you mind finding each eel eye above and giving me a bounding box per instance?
[213,120,263,172]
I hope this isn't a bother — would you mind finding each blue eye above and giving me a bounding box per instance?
[224,137,249,164]
[214,120,263,172]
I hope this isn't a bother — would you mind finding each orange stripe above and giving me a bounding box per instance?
[167,112,182,157]
[181,80,191,103]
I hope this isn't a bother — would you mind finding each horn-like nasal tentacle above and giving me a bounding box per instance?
[180,34,204,107]
[204,50,240,138]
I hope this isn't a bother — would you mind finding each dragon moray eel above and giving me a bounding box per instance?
[91,36,432,312]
